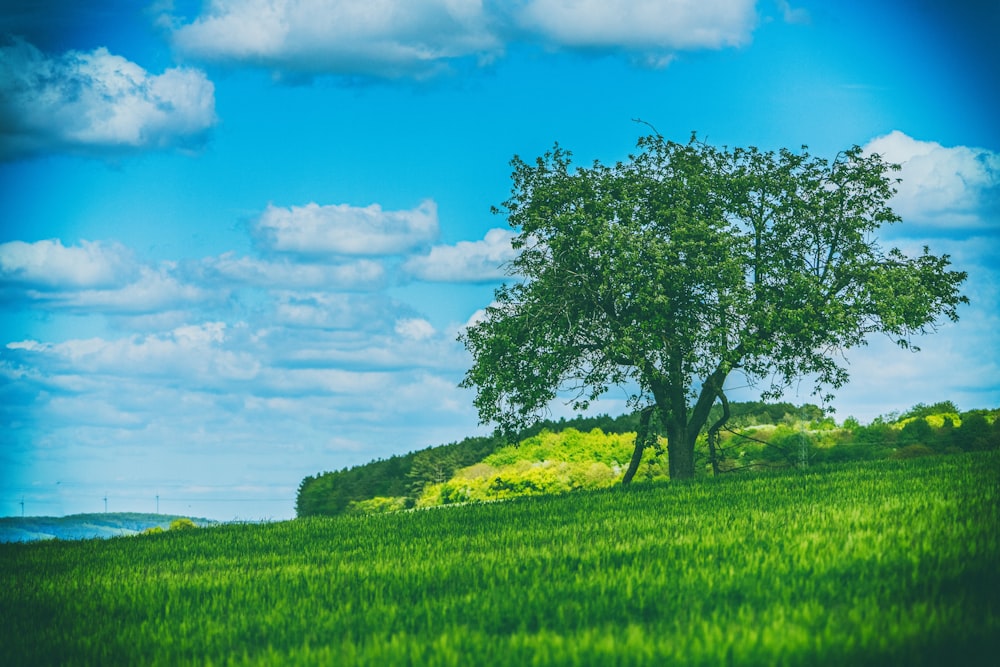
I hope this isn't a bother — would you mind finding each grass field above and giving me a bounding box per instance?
[2,452,998,666]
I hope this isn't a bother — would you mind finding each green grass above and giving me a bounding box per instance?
[3,453,998,666]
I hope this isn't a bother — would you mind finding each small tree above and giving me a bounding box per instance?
[899,418,934,446]
[406,450,458,496]
[169,518,197,531]
[460,133,968,481]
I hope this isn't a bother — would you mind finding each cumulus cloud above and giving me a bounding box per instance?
[395,317,436,340]
[0,239,218,314]
[48,266,219,313]
[169,0,501,79]
[254,200,439,256]
[197,253,386,290]
[0,38,216,159]
[514,0,757,52]
[403,227,516,282]
[263,315,467,373]
[0,239,137,289]
[166,0,763,78]
[269,291,405,331]
[863,130,1000,229]
[6,322,260,383]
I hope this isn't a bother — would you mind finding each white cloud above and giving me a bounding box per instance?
[0,239,218,313]
[166,0,761,78]
[254,305,470,373]
[395,317,436,341]
[11,266,216,314]
[52,266,217,313]
[0,38,216,159]
[198,253,386,290]
[170,0,501,79]
[863,130,1000,229]
[7,322,260,383]
[0,239,137,289]
[403,227,516,282]
[775,0,809,25]
[269,291,404,330]
[254,200,439,256]
[514,0,757,52]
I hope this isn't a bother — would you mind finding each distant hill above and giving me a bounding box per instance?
[0,513,217,543]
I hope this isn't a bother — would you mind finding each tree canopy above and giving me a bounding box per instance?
[460,133,968,480]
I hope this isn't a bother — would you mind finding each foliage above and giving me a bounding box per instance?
[168,518,197,531]
[346,496,411,515]
[297,402,1000,517]
[461,133,968,480]
[295,412,657,518]
[295,436,498,517]
[416,428,668,506]
[3,453,997,666]
[955,412,995,451]
[707,401,825,428]
[892,444,936,459]
[685,403,999,476]
[900,401,960,420]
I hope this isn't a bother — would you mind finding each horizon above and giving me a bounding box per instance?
[2,1,998,522]
[5,399,995,522]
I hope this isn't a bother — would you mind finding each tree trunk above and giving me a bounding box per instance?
[622,406,655,485]
[668,431,696,480]
[661,367,730,480]
[706,391,731,476]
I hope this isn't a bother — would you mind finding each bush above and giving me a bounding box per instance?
[169,518,197,531]
[892,444,936,460]
[346,496,410,515]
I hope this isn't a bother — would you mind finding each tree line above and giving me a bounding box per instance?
[296,401,1000,517]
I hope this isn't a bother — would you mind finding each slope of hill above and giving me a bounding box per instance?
[0,513,217,543]
[297,401,1000,517]
[3,453,997,665]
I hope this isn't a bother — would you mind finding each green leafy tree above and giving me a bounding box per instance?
[956,412,993,451]
[406,450,459,495]
[460,132,968,481]
[899,417,934,446]
[169,518,196,531]
[901,401,960,420]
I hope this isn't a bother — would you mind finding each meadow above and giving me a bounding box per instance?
[2,452,997,666]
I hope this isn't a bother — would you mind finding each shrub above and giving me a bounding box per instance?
[347,496,410,515]
[169,518,197,531]
[892,444,936,459]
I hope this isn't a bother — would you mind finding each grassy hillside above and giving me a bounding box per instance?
[2,452,997,666]
[296,411,651,517]
[299,402,1000,517]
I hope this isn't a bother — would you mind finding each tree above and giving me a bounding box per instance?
[169,518,197,531]
[460,132,968,481]
[407,450,458,495]
[956,412,993,451]
[899,417,934,446]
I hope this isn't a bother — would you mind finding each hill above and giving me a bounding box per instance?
[3,452,997,665]
[295,410,652,517]
[297,401,1000,517]
[0,512,217,543]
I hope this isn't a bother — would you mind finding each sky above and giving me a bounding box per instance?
[1,0,998,522]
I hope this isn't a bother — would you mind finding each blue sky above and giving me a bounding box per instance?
[1,0,998,521]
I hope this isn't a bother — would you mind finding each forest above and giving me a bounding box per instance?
[296,401,1000,517]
